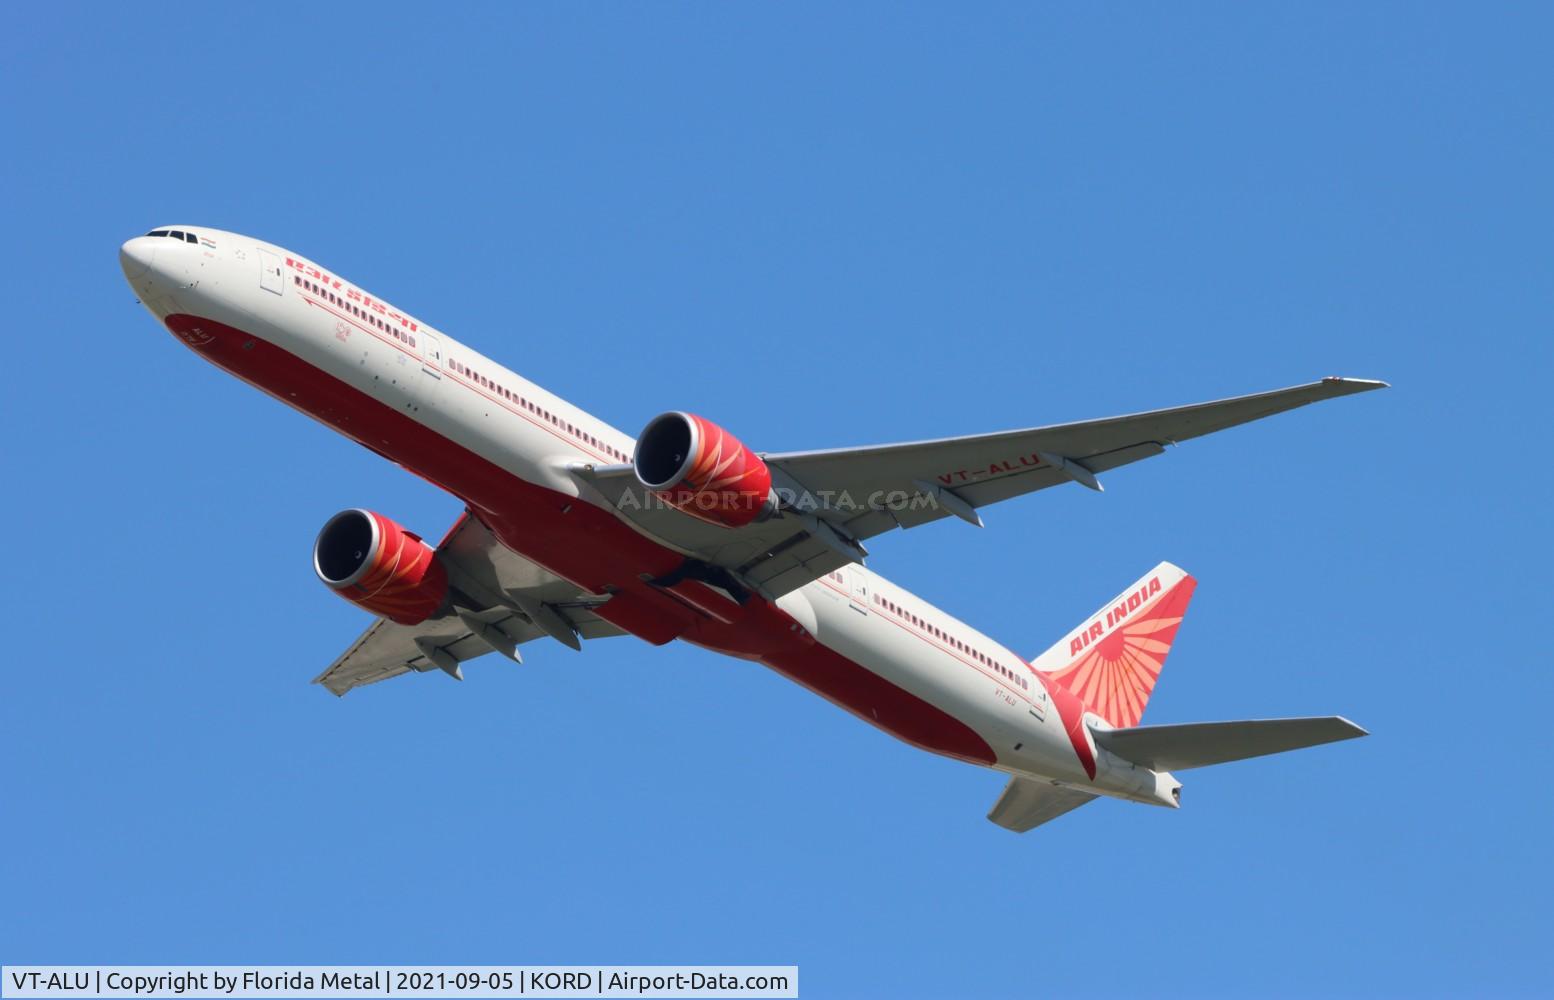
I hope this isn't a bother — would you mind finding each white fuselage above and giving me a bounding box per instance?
[119,226,1176,808]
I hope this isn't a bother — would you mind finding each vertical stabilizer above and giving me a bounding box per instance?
[1032,562,1196,729]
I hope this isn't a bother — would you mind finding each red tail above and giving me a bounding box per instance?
[1032,562,1197,729]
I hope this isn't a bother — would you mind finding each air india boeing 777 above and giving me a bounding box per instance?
[120,226,1383,832]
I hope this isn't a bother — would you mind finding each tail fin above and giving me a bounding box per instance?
[1032,561,1197,729]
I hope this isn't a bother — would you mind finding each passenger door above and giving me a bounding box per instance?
[846,565,870,615]
[258,249,283,295]
[419,333,443,379]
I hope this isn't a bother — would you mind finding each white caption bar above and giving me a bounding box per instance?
[2,968,798,999]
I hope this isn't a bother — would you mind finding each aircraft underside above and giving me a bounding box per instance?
[123,226,1379,832]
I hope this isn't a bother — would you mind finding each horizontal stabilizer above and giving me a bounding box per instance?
[1092,716,1368,771]
[987,777,1098,833]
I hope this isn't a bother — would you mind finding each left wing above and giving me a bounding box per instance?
[316,612,534,696]
[315,608,625,696]
[574,377,1387,598]
[314,513,625,696]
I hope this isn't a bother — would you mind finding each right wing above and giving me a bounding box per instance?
[574,377,1387,599]
[987,777,1098,833]
[314,512,625,696]
[761,377,1388,537]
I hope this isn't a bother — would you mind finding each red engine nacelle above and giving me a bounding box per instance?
[313,508,449,625]
[633,412,775,527]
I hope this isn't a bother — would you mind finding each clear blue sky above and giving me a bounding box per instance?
[3,5,1550,997]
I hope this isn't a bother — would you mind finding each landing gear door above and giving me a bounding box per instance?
[419,333,443,379]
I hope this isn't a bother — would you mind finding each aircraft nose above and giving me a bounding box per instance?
[119,237,156,281]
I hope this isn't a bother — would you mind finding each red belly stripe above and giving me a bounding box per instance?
[164,313,997,766]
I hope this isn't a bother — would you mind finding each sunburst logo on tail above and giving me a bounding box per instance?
[1046,574,1196,730]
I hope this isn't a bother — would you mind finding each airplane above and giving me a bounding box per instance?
[119,225,1384,832]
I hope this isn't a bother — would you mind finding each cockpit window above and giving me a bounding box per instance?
[142,229,202,243]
